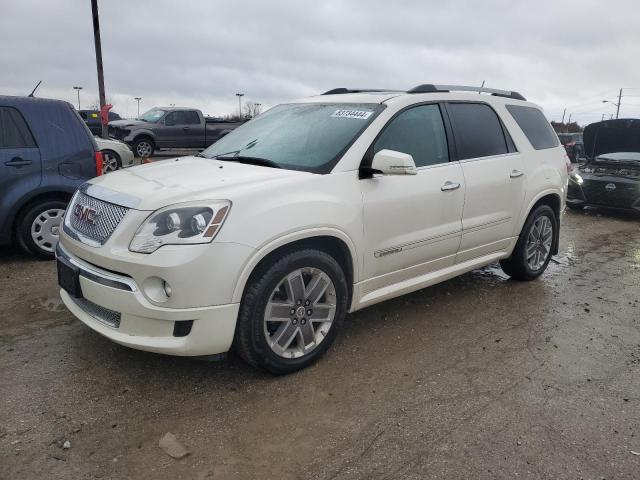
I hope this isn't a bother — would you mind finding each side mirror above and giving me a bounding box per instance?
[370,149,417,175]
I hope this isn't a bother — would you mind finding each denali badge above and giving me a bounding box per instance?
[605,183,617,192]
[73,204,100,225]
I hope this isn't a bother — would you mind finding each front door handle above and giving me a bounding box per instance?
[441,181,461,191]
[5,157,32,167]
[183,126,190,131]
[510,169,524,178]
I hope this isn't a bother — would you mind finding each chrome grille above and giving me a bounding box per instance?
[72,297,121,328]
[64,191,129,246]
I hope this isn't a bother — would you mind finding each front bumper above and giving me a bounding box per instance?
[57,243,240,356]
[568,175,640,210]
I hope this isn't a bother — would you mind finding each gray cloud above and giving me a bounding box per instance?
[1,0,638,124]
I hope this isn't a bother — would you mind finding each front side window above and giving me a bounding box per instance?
[447,103,508,160]
[0,107,37,148]
[373,104,449,167]
[506,105,559,150]
[201,103,384,173]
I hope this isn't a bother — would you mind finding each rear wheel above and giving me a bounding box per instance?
[500,205,557,281]
[16,200,67,259]
[234,249,348,374]
[101,150,121,173]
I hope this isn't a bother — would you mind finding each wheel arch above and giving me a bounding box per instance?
[232,229,358,307]
[521,190,563,255]
[11,190,73,234]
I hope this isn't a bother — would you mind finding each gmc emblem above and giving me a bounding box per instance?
[73,204,100,225]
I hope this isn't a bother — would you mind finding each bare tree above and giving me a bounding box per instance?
[243,101,263,119]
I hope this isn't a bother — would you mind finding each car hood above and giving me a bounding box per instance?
[108,119,146,128]
[583,119,640,159]
[95,136,127,148]
[87,156,309,210]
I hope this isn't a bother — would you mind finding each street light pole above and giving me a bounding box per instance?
[616,88,622,119]
[236,93,244,120]
[73,86,83,110]
[134,97,141,118]
[91,0,108,138]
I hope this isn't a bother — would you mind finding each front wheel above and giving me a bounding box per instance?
[500,205,557,281]
[234,249,349,374]
[132,137,154,158]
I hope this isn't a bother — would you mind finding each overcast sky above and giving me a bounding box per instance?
[2,0,639,124]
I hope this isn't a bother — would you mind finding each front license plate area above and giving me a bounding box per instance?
[57,256,82,298]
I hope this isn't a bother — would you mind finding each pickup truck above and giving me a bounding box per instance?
[108,107,242,157]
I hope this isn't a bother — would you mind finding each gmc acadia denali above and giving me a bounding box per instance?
[57,84,568,374]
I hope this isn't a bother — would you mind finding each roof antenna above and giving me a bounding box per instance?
[28,80,42,97]
[479,80,485,94]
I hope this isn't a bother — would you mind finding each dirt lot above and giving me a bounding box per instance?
[1,209,639,480]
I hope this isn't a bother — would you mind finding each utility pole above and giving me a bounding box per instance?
[73,86,83,110]
[561,108,566,124]
[134,97,141,118]
[601,113,605,121]
[236,93,244,120]
[616,88,622,119]
[91,0,107,138]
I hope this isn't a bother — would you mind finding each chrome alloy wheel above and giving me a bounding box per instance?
[102,151,119,173]
[31,208,65,253]
[136,141,153,157]
[263,267,337,358]
[526,215,553,271]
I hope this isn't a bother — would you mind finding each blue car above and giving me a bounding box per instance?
[0,96,102,258]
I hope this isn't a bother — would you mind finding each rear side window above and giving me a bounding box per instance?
[373,104,449,167]
[0,107,37,148]
[184,111,200,124]
[447,103,508,160]
[506,105,559,150]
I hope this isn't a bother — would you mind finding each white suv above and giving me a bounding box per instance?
[57,84,568,374]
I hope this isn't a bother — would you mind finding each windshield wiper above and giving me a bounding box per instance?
[216,155,281,169]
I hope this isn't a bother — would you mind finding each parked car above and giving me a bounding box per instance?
[557,132,585,163]
[0,96,102,258]
[79,109,122,136]
[108,107,242,157]
[567,118,640,211]
[95,136,134,173]
[57,84,568,374]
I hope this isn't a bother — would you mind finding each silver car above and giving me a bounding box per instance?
[95,136,135,173]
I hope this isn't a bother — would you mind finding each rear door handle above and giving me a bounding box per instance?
[5,157,32,167]
[510,169,524,178]
[183,126,190,131]
[441,181,461,191]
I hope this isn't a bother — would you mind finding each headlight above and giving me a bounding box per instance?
[129,201,231,253]
[569,172,584,185]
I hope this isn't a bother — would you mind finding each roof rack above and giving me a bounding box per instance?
[407,84,526,101]
[321,88,400,95]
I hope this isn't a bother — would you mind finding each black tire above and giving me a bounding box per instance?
[566,203,585,211]
[16,199,67,260]
[234,249,349,375]
[101,149,121,173]
[132,137,154,158]
[500,205,557,281]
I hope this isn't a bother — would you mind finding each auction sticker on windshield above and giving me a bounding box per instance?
[331,109,373,120]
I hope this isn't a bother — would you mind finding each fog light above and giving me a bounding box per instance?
[163,281,172,298]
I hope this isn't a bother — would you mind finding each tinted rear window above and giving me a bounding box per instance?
[447,103,508,160]
[506,105,559,150]
[0,107,37,148]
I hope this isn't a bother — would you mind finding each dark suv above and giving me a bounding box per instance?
[79,109,122,136]
[0,96,102,258]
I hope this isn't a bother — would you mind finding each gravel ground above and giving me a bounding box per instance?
[1,209,639,479]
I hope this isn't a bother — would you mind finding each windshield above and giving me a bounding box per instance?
[201,103,384,173]
[139,108,167,122]
[596,151,640,162]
